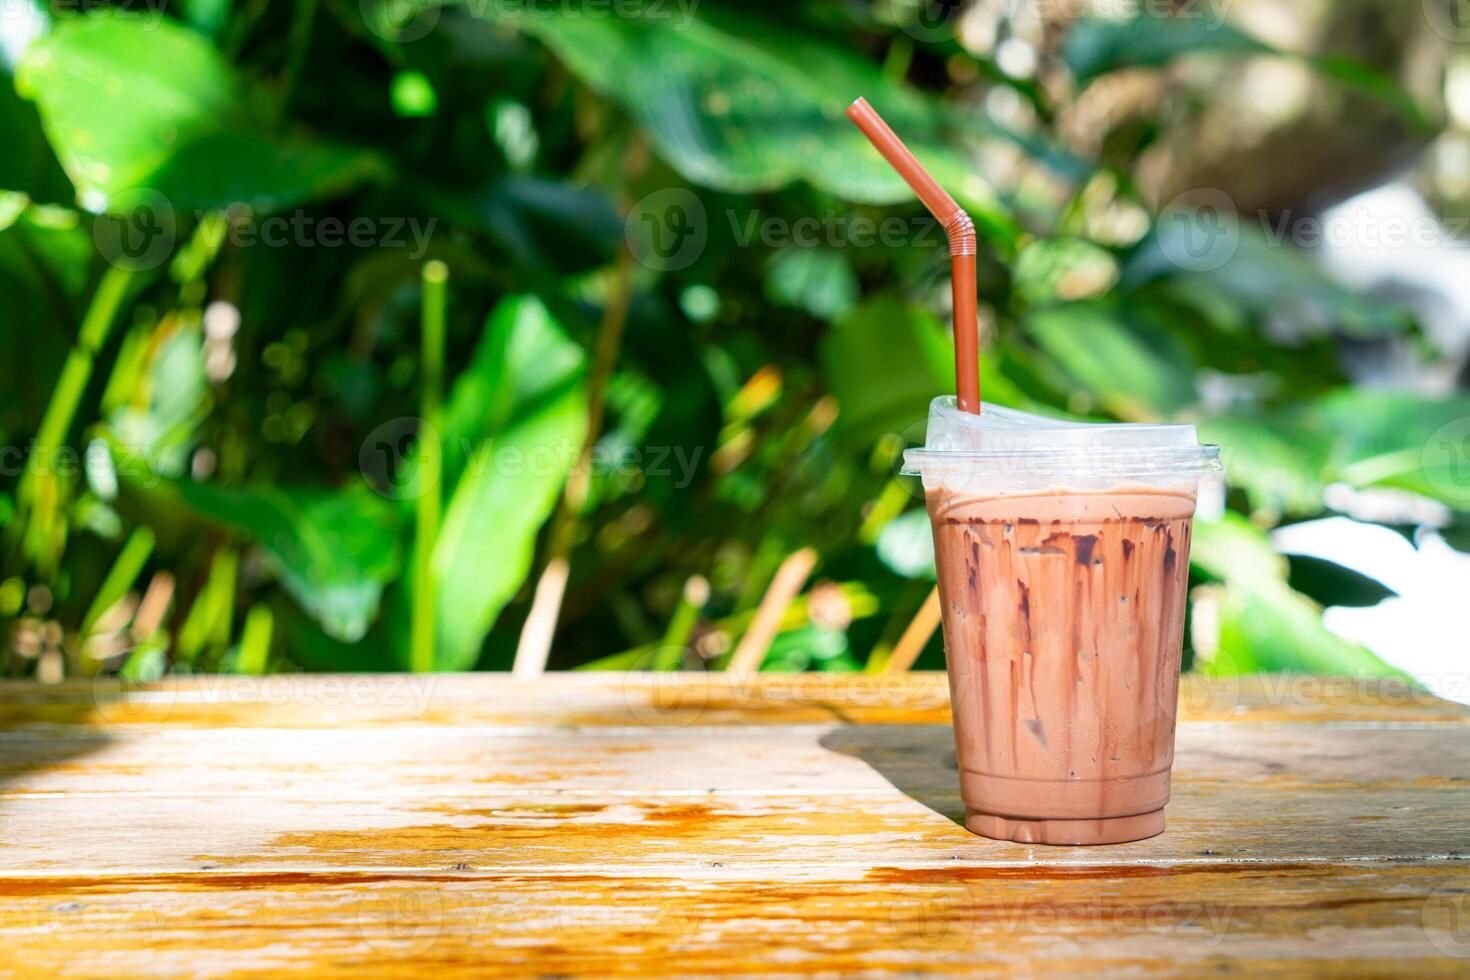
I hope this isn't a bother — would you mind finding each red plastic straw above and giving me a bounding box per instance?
[846,98,981,414]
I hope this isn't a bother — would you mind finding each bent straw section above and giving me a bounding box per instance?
[846,97,981,414]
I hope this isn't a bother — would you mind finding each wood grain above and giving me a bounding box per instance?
[0,673,1466,977]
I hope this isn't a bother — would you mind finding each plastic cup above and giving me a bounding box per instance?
[905,399,1221,845]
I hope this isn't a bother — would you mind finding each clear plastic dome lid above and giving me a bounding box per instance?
[903,398,1222,492]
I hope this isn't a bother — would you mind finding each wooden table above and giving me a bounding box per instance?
[0,673,1467,976]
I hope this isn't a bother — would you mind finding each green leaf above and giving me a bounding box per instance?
[233,604,275,675]
[0,204,92,293]
[764,246,858,320]
[277,601,398,672]
[432,392,585,668]
[1308,55,1436,135]
[1191,515,1402,678]
[438,294,586,490]
[1441,518,1470,555]
[141,131,389,214]
[876,509,935,580]
[1064,11,1428,132]
[1196,412,1329,516]
[821,292,1032,446]
[1200,392,1470,516]
[0,207,92,435]
[820,294,946,447]
[0,73,72,203]
[16,18,385,211]
[1190,512,1287,584]
[107,324,208,478]
[1063,13,1269,86]
[18,18,231,200]
[426,295,588,669]
[1064,13,1432,132]
[1011,237,1118,308]
[177,0,232,38]
[504,7,1018,244]
[1310,389,1470,506]
[1313,388,1470,461]
[1124,231,1414,341]
[1211,579,1405,677]
[178,482,403,642]
[763,625,852,672]
[120,644,167,682]
[1286,554,1396,609]
[79,525,154,636]
[1023,301,1197,420]
[424,175,620,275]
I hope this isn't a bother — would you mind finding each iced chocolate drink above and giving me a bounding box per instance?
[906,400,1220,845]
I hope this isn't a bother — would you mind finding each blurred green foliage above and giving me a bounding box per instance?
[0,0,1464,679]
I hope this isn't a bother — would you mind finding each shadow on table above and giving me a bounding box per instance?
[820,724,966,828]
[0,683,121,798]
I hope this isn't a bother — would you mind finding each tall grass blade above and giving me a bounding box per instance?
[411,260,447,673]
